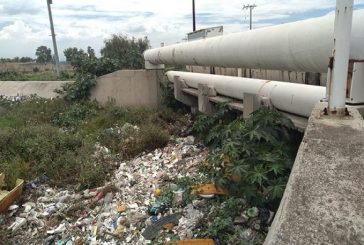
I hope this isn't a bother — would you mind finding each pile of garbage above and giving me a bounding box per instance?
[0,94,40,103]
[0,136,272,244]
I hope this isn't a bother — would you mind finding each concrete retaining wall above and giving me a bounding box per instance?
[265,102,364,244]
[0,81,69,98]
[0,70,163,109]
[90,69,163,108]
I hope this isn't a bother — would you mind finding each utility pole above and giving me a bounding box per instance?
[243,4,257,30]
[192,0,196,31]
[46,0,60,77]
[242,4,257,78]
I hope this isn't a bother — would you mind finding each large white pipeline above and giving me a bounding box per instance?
[145,10,364,73]
[166,71,326,117]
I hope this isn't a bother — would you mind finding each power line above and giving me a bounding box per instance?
[242,4,257,30]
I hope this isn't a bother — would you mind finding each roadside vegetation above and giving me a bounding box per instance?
[0,70,73,81]
[0,34,185,191]
[150,105,303,243]
[0,97,188,190]
[60,35,150,101]
[0,33,303,244]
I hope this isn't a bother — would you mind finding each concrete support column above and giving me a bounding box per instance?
[243,93,260,119]
[198,84,217,114]
[328,0,353,115]
[173,76,197,107]
[237,68,244,77]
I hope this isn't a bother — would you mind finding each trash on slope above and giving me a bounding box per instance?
[0,135,273,244]
[142,214,182,240]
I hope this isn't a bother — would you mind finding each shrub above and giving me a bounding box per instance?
[139,124,169,151]
[0,125,95,187]
[0,156,30,190]
[52,102,98,128]
[61,34,150,101]
[196,197,244,242]
[0,71,26,81]
[62,73,97,101]
[192,107,302,207]
[0,98,187,189]
[97,122,169,158]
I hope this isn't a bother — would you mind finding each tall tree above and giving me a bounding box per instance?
[35,46,52,64]
[64,47,86,63]
[100,34,150,69]
[64,46,96,64]
[87,46,96,59]
[19,57,34,63]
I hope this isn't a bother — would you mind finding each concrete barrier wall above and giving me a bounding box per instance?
[90,69,163,108]
[0,81,69,98]
[0,70,162,108]
[265,103,364,244]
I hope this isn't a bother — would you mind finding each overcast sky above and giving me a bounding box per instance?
[0,0,363,60]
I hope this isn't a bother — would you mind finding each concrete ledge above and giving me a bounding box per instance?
[0,80,69,98]
[265,102,364,245]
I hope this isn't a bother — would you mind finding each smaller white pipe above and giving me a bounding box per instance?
[166,71,326,117]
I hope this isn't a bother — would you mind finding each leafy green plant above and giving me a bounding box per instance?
[52,101,97,128]
[61,73,97,101]
[196,197,244,242]
[193,107,301,207]
[189,103,235,147]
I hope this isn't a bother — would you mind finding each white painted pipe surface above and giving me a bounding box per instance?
[166,71,326,117]
[145,10,364,73]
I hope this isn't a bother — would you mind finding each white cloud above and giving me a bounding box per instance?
[0,0,363,60]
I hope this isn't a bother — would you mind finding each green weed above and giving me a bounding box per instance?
[0,98,187,189]
[192,107,302,208]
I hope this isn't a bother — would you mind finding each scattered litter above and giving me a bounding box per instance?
[0,136,270,244]
[8,204,19,211]
[247,207,259,218]
[192,184,228,196]
[8,217,26,232]
[47,223,67,235]
[142,214,182,240]
[116,202,128,213]
[154,188,162,197]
